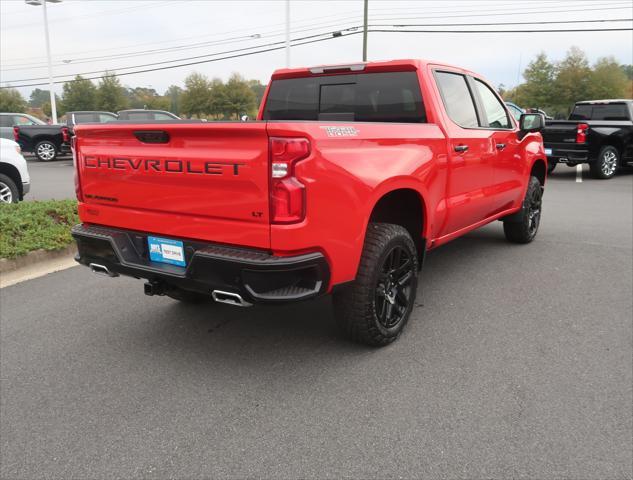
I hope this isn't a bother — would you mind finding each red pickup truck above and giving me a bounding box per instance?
[71,59,547,346]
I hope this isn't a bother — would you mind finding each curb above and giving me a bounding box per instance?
[0,245,77,274]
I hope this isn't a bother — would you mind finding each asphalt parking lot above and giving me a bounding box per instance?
[23,155,75,201]
[1,165,632,478]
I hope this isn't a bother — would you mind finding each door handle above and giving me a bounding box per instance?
[496,143,506,150]
[454,145,469,153]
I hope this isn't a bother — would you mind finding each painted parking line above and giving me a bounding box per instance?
[576,164,583,183]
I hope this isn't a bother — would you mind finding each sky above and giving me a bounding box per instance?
[1,0,632,99]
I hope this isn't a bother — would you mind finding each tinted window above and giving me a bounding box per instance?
[435,71,479,128]
[98,113,117,123]
[73,113,97,124]
[474,79,511,129]
[153,112,177,120]
[15,115,38,126]
[126,112,151,120]
[0,116,12,127]
[591,104,628,121]
[263,72,426,123]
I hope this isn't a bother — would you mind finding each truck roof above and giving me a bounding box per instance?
[575,99,633,105]
[270,59,477,80]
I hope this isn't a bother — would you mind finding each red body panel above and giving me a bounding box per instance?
[74,59,545,290]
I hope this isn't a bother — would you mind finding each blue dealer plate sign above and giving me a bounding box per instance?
[148,236,186,267]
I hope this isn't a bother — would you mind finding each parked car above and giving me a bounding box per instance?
[0,138,30,203]
[505,102,525,122]
[0,113,45,141]
[117,109,180,121]
[527,108,552,120]
[542,99,633,178]
[71,59,546,346]
[13,111,117,162]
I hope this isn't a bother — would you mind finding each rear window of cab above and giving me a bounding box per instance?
[263,72,426,123]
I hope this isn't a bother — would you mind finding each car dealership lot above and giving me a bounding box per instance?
[23,155,75,201]
[1,169,631,478]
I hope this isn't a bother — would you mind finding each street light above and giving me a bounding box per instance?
[25,0,62,124]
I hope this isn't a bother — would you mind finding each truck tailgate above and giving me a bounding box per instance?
[542,120,578,145]
[74,122,271,248]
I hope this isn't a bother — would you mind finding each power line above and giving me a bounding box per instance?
[3,24,632,89]
[3,0,628,67]
[373,18,633,27]
[370,27,633,33]
[1,31,364,89]
[5,16,629,72]
[3,29,358,83]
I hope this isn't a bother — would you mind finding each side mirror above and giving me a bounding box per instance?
[519,113,544,133]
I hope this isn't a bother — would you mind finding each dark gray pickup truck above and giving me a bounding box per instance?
[542,99,633,179]
[13,111,118,161]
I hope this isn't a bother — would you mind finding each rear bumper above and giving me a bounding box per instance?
[545,146,590,163]
[72,224,330,304]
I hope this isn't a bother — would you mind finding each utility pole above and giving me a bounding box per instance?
[26,0,61,124]
[362,0,368,61]
[285,0,290,67]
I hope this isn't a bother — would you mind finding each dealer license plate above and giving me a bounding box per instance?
[148,236,186,267]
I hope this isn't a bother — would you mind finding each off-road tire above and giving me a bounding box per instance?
[503,176,543,244]
[333,223,419,347]
[0,174,19,204]
[34,140,57,162]
[589,145,619,179]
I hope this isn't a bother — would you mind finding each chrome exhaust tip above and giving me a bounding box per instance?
[211,290,252,307]
[89,263,119,277]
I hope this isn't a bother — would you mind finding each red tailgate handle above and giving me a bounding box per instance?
[134,130,170,144]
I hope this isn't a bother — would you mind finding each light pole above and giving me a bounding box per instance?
[362,0,368,61]
[25,0,61,124]
[285,0,290,67]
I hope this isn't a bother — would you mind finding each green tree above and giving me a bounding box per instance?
[96,72,129,112]
[248,79,266,111]
[554,46,592,113]
[520,52,556,108]
[61,75,97,111]
[165,85,183,116]
[588,57,629,100]
[29,88,51,108]
[181,72,211,118]
[208,78,227,119]
[0,88,27,112]
[125,87,169,110]
[223,73,256,119]
[42,95,64,118]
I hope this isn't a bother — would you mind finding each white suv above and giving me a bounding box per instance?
[0,138,30,203]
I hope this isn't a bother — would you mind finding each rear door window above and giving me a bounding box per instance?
[434,71,479,128]
[263,71,426,123]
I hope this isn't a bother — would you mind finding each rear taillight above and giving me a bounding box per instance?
[269,137,310,224]
[13,126,19,142]
[71,136,83,202]
[576,123,589,143]
[61,126,70,143]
